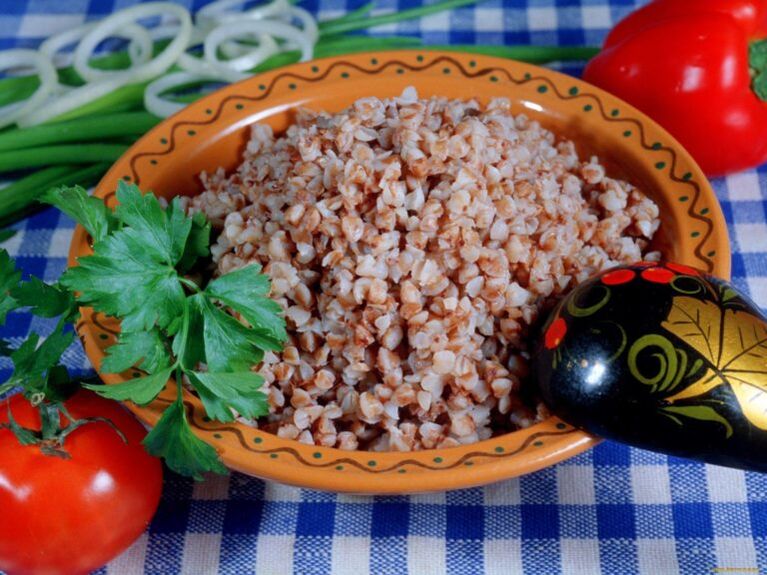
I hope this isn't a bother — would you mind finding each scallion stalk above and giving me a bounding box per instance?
[318,0,480,36]
[0,144,129,173]
[0,163,109,225]
[0,112,158,152]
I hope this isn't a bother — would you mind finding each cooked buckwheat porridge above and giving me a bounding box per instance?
[185,87,660,452]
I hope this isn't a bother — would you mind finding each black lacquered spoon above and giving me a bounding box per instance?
[534,261,767,472]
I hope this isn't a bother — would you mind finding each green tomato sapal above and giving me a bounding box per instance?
[534,262,767,471]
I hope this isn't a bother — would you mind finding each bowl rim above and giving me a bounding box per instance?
[71,50,730,493]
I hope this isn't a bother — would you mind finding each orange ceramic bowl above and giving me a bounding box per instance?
[71,51,730,493]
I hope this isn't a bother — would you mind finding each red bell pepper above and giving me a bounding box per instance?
[583,0,767,177]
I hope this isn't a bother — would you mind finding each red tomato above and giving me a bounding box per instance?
[0,390,163,575]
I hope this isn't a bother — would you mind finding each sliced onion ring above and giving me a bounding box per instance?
[177,52,246,83]
[73,2,193,83]
[144,71,222,118]
[205,19,313,64]
[206,32,278,73]
[16,76,130,127]
[197,0,290,28]
[0,50,58,129]
[40,22,154,68]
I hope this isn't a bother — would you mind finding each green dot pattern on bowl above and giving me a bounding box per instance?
[701,208,710,215]
[311,65,319,72]
[254,437,263,444]
[568,87,578,95]
[556,423,567,430]
[652,142,662,150]
[610,109,619,117]
[708,250,716,257]
[691,231,701,238]
[341,72,349,78]
[443,68,451,74]
[213,433,222,439]
[655,161,666,170]
[433,457,443,463]
[259,84,266,91]
[205,108,212,115]
[368,460,377,467]
[489,76,498,82]
[235,103,244,110]
[683,172,693,180]
[534,441,544,447]
[336,465,344,471]
[150,159,158,165]
[416,55,424,62]
[494,446,504,453]
[313,452,322,459]
[680,196,689,202]
[270,453,278,459]
[398,469,407,474]
[132,371,141,378]
[396,68,404,75]
[160,137,168,144]
[99,333,108,340]
[288,83,297,90]
[537,85,548,93]
[469,60,476,68]
[584,104,593,112]
[187,130,196,136]
[370,59,377,65]
[524,73,531,80]
[623,131,632,137]
[122,175,131,181]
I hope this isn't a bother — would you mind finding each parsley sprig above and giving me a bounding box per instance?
[41,182,286,479]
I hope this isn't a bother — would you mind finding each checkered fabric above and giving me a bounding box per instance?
[2,0,766,574]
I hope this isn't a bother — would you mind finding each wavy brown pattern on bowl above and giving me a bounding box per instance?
[153,397,580,473]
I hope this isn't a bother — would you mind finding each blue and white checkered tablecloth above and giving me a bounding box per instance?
[2,0,767,574]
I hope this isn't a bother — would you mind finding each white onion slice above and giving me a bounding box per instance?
[283,6,319,45]
[177,52,246,83]
[41,22,153,69]
[145,71,222,118]
[205,19,313,64]
[73,2,193,83]
[198,0,290,28]
[0,50,58,129]
[205,31,278,72]
[16,76,130,127]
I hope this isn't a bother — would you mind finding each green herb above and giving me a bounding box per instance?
[0,247,128,457]
[45,183,286,479]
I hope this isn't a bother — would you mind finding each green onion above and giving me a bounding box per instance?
[0,144,128,173]
[0,163,109,225]
[0,112,159,152]
[318,2,375,30]
[318,0,481,36]
[424,44,601,63]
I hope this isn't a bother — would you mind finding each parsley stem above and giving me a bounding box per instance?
[179,277,202,293]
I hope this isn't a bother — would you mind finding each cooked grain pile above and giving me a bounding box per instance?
[187,88,660,451]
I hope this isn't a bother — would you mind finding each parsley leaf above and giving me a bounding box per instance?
[9,326,76,401]
[205,264,287,345]
[192,294,265,373]
[42,185,116,243]
[114,182,191,265]
[100,330,171,374]
[84,367,174,405]
[190,371,267,422]
[0,249,21,323]
[143,398,227,480]
[177,211,211,273]
[12,278,76,320]
[61,229,186,332]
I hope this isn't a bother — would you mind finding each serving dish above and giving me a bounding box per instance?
[70,51,730,493]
